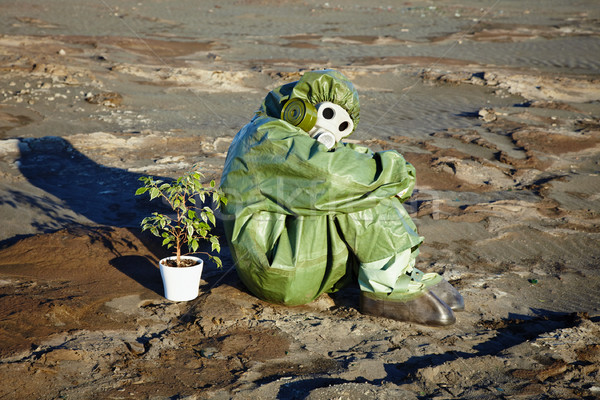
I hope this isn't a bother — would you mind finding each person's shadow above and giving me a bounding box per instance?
[4,135,228,295]
[14,136,158,229]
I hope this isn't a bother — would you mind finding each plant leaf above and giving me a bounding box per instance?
[196,211,203,223]
[210,236,220,252]
[149,187,160,200]
[135,187,149,195]
[207,211,216,226]
[213,256,223,269]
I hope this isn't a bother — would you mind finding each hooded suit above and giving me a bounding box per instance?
[220,70,441,306]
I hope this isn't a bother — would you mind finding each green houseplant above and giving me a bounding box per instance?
[136,167,227,301]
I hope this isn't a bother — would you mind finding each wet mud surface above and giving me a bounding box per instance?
[1,1,599,399]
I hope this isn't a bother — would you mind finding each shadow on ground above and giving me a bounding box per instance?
[5,136,221,291]
[15,136,161,228]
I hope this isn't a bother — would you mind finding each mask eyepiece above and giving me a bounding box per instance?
[322,107,335,120]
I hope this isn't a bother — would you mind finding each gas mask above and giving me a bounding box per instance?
[281,99,354,149]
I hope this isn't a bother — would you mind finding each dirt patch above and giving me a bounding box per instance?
[351,55,477,67]
[512,129,600,155]
[106,37,222,58]
[199,328,291,362]
[405,151,488,191]
[0,110,36,137]
[0,226,168,357]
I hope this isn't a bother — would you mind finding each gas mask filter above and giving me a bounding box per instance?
[281,99,354,149]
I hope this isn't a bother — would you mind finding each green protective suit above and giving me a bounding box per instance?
[220,70,441,306]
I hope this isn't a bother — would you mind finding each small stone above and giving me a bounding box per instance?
[125,341,146,355]
[85,91,123,107]
[471,76,486,86]
[0,139,21,156]
[200,347,218,358]
[58,49,66,56]
[478,108,496,122]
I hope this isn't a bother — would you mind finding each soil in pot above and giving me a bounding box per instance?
[161,258,200,268]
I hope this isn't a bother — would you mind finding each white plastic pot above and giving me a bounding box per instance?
[159,255,204,301]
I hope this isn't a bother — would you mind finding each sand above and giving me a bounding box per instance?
[1,0,599,398]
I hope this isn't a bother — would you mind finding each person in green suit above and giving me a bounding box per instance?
[220,69,463,326]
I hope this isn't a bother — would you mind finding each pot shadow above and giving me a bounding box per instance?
[109,255,164,296]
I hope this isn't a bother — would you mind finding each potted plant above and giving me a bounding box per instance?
[136,167,227,301]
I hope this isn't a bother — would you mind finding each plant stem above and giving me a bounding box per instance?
[176,205,182,265]
[176,235,181,265]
